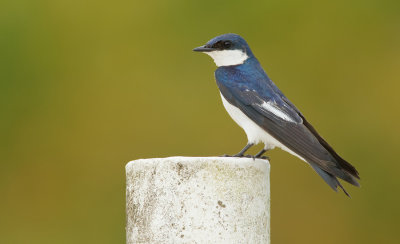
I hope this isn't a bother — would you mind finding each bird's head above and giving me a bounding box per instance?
[193,33,253,67]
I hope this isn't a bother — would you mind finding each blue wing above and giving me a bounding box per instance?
[215,60,359,191]
[224,84,303,124]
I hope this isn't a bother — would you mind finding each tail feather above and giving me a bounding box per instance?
[327,164,360,187]
[301,115,360,180]
[310,163,352,197]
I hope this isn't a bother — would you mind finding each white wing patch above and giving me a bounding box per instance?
[261,101,296,122]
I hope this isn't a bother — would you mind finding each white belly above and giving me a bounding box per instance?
[220,93,306,161]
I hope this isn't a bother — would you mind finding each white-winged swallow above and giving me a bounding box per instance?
[193,33,360,196]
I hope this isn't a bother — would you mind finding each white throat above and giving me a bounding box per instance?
[206,50,249,67]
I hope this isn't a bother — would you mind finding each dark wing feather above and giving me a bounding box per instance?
[217,81,360,187]
[229,86,303,124]
[279,95,360,180]
[269,79,360,180]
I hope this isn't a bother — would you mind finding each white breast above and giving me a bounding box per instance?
[206,50,248,67]
[220,93,306,161]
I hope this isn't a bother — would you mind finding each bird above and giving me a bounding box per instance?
[193,33,360,196]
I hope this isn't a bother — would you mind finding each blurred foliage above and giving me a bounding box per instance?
[0,0,399,243]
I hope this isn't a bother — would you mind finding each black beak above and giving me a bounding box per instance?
[193,45,214,52]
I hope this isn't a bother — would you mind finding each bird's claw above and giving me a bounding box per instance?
[258,155,270,160]
[220,154,269,160]
[220,154,268,161]
[242,154,255,159]
[220,154,232,157]
[233,153,244,157]
[220,154,254,159]
[220,154,244,157]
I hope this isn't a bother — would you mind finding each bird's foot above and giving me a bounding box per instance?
[233,153,245,157]
[242,154,254,159]
[258,155,270,160]
[220,154,245,157]
[254,149,270,160]
[220,154,256,160]
[223,143,254,158]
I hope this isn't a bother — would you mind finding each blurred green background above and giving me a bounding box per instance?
[1,0,399,243]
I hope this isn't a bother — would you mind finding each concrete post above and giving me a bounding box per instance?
[126,156,270,244]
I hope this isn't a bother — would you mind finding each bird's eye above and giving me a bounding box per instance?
[223,41,232,48]
[211,41,232,49]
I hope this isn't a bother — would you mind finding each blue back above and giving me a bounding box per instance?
[215,57,283,103]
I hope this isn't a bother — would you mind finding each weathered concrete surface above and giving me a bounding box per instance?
[126,157,270,244]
